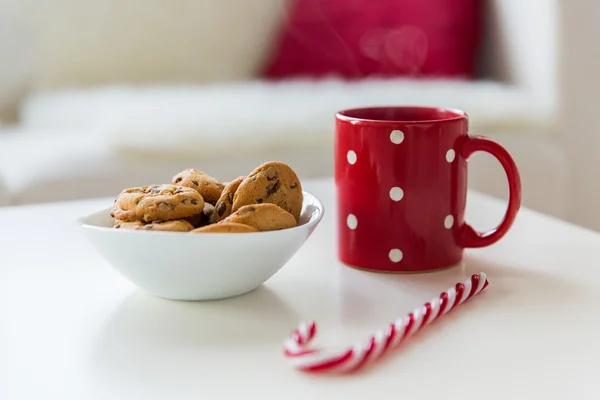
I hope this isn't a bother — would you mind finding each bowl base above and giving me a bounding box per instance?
[142,285,261,302]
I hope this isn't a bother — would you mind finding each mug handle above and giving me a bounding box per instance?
[459,135,522,248]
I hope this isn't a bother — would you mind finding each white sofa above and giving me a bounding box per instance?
[0,0,565,219]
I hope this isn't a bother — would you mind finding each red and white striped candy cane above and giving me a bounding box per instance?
[284,272,488,374]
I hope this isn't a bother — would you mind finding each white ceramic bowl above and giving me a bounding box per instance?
[81,191,324,301]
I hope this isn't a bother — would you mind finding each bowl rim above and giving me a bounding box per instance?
[79,190,325,236]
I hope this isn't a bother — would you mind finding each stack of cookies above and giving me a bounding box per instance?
[110,161,304,233]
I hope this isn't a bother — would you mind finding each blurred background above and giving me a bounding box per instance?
[0,0,597,230]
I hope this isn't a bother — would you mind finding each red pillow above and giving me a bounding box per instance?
[263,0,482,79]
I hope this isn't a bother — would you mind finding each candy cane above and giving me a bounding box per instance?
[284,272,488,374]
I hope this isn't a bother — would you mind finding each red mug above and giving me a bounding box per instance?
[334,106,521,273]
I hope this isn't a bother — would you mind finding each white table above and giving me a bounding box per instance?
[1,179,599,399]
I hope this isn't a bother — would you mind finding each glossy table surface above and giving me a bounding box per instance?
[1,179,599,399]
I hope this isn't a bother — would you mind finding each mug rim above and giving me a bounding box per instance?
[336,106,467,124]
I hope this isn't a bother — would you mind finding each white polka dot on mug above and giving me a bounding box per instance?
[347,214,358,230]
[347,150,357,165]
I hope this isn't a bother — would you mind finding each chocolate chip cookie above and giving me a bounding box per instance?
[223,203,296,231]
[191,222,258,233]
[112,220,145,230]
[172,169,224,205]
[113,219,194,232]
[110,184,205,223]
[232,162,303,221]
[212,176,245,223]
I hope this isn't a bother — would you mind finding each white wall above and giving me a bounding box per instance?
[560,0,600,231]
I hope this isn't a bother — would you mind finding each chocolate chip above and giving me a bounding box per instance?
[266,180,281,197]
[175,177,182,183]
[192,180,199,186]
[173,188,184,194]
[290,182,298,189]
[114,224,121,229]
[216,202,227,216]
[182,199,188,205]
[257,198,263,203]
[191,199,198,205]
[228,193,234,203]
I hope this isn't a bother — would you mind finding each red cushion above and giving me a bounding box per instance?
[263,0,482,79]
